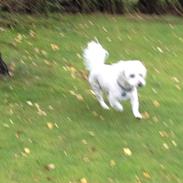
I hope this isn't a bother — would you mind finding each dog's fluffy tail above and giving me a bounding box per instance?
[83,41,108,71]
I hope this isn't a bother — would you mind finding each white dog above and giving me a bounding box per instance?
[83,41,147,119]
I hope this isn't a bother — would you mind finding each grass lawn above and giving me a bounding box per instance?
[0,13,183,183]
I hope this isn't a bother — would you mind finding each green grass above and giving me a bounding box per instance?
[0,13,183,183]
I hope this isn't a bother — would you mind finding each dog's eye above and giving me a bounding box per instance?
[130,74,135,78]
[139,74,143,77]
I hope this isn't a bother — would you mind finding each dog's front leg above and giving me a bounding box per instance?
[130,89,142,119]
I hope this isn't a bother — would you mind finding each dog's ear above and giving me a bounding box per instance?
[119,70,126,79]
[117,70,126,84]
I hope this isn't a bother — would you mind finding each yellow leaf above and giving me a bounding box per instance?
[47,122,53,129]
[171,140,177,147]
[88,131,95,137]
[69,90,76,96]
[24,147,30,155]
[159,131,168,138]
[15,33,22,43]
[123,147,132,156]
[106,36,112,42]
[45,163,55,171]
[80,178,87,183]
[142,111,150,119]
[153,100,160,107]
[143,171,151,179]
[152,116,159,123]
[76,94,84,101]
[175,84,181,91]
[29,30,36,38]
[51,43,59,51]
[92,111,98,117]
[171,76,180,83]
[81,139,87,145]
[110,160,116,167]
[83,156,89,162]
[102,26,108,32]
[157,47,163,53]
[26,101,33,106]
[163,143,169,150]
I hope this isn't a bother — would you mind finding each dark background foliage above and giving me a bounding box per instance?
[0,0,183,15]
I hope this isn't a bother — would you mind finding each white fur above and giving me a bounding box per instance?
[83,41,147,119]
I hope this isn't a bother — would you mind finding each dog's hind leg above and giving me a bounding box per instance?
[89,77,109,110]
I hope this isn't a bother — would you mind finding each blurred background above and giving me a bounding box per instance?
[1,0,183,15]
[0,1,183,183]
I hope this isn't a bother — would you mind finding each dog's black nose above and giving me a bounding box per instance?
[138,83,143,87]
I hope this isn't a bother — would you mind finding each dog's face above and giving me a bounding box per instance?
[123,61,147,88]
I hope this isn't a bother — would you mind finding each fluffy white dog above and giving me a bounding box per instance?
[83,41,147,119]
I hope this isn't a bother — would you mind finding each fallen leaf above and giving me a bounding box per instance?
[34,48,40,53]
[163,143,169,150]
[123,147,132,156]
[169,24,174,29]
[76,94,84,101]
[143,171,151,179]
[35,103,47,116]
[24,147,30,155]
[171,140,177,147]
[41,50,47,56]
[142,112,150,119]
[175,84,181,90]
[92,111,98,117]
[106,37,112,42]
[47,122,53,129]
[153,100,160,107]
[3,123,10,128]
[110,160,116,167]
[29,30,36,38]
[157,47,163,53]
[83,156,89,162]
[45,163,55,171]
[15,33,23,43]
[171,76,180,83]
[81,139,87,145]
[159,131,169,138]
[51,43,59,51]
[26,101,33,106]
[152,116,159,123]
[80,178,87,183]
[88,131,95,137]
[102,26,108,32]
[76,53,82,59]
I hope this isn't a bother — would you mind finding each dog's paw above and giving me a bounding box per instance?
[135,113,142,120]
[103,105,110,110]
[101,103,110,110]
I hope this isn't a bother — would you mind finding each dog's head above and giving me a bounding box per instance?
[119,61,147,89]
